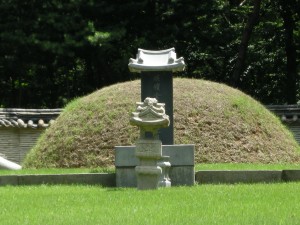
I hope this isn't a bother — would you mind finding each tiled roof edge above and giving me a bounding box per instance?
[0,108,62,129]
[267,105,300,122]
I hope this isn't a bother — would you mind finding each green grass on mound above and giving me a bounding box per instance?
[23,78,300,168]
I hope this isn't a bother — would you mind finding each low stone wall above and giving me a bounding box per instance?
[0,128,42,164]
[196,170,300,184]
[0,173,115,187]
[281,170,300,182]
[1,170,299,187]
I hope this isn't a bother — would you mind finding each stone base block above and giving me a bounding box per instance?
[115,144,194,187]
[116,167,136,187]
[136,174,160,190]
[159,179,171,187]
[170,166,195,186]
[136,165,162,190]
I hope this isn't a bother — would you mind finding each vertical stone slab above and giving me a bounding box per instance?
[141,72,173,144]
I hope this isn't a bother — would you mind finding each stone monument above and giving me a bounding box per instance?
[130,97,171,189]
[115,47,195,188]
[128,48,185,144]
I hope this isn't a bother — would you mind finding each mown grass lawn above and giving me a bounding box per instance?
[1,183,299,225]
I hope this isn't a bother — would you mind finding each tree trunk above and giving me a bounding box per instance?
[231,0,262,87]
[279,0,298,104]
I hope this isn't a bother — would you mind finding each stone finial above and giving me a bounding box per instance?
[130,97,170,138]
[128,48,185,73]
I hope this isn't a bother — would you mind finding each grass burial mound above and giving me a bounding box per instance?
[24,78,300,168]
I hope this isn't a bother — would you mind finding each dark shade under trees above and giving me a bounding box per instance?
[231,0,262,87]
[0,0,299,108]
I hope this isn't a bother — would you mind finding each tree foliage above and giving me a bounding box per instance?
[0,0,299,107]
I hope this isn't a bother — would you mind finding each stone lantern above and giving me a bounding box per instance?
[130,97,171,190]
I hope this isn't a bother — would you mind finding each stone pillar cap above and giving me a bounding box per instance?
[128,48,185,73]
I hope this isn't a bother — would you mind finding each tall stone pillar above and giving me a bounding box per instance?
[128,48,185,144]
